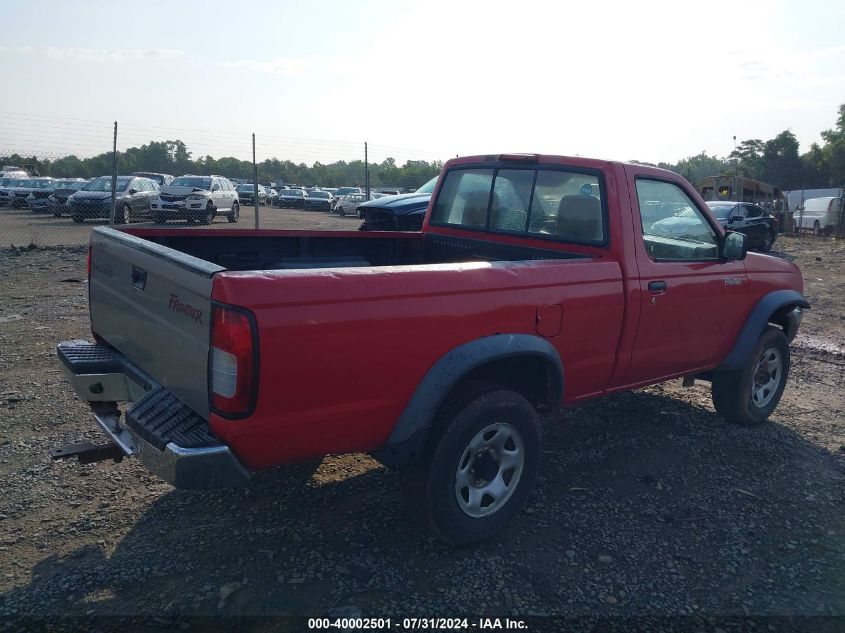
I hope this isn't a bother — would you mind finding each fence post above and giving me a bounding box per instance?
[110,121,117,227]
[252,133,259,230]
[364,141,369,201]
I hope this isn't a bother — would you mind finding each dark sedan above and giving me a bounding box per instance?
[236,184,268,206]
[68,176,158,224]
[358,176,437,230]
[10,178,55,209]
[303,189,333,211]
[706,201,779,252]
[0,178,26,207]
[47,179,89,216]
[275,188,307,209]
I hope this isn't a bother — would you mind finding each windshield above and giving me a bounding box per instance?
[171,176,212,189]
[83,177,130,192]
[310,191,330,198]
[416,176,438,194]
[336,187,360,196]
[282,190,304,197]
[706,203,735,219]
[32,180,54,189]
[236,184,257,192]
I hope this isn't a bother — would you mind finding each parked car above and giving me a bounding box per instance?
[132,172,175,187]
[28,178,71,212]
[151,175,239,224]
[68,176,158,224]
[47,179,89,216]
[793,196,842,235]
[304,189,333,211]
[335,186,362,198]
[57,153,808,546]
[275,188,307,208]
[358,176,438,230]
[0,178,26,207]
[703,201,779,252]
[8,177,54,209]
[333,193,369,216]
[236,184,268,206]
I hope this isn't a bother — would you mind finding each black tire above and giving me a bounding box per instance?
[200,203,214,225]
[813,220,821,236]
[227,201,239,223]
[400,381,541,546]
[71,215,84,224]
[712,326,790,426]
[761,230,775,252]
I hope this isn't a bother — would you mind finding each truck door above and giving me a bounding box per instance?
[623,171,749,385]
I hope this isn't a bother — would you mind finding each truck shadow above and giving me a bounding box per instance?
[3,387,844,622]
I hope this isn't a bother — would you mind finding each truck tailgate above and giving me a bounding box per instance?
[88,227,224,417]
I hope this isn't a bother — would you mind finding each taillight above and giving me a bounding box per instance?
[210,303,258,417]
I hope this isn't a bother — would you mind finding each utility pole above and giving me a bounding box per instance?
[110,121,118,227]
[732,135,738,202]
[252,133,259,230]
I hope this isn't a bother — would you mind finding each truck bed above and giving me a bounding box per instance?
[125,228,588,271]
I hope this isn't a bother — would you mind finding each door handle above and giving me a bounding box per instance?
[648,280,667,292]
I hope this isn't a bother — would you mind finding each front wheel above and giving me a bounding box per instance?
[114,204,131,225]
[712,326,790,426]
[400,382,541,546]
[227,201,239,223]
[200,203,215,225]
[761,230,775,252]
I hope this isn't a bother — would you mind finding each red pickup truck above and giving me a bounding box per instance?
[57,154,807,545]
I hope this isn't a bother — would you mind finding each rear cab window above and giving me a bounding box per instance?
[429,166,607,245]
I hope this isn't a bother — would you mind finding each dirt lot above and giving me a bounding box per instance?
[0,204,363,248]
[0,234,843,629]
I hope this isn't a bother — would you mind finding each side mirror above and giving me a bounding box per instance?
[722,231,748,261]
[212,184,221,191]
[128,188,138,195]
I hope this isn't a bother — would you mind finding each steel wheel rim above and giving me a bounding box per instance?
[751,347,782,408]
[454,422,525,518]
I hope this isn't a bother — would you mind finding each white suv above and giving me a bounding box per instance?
[151,174,239,224]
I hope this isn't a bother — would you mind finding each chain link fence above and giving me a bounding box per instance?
[0,113,444,247]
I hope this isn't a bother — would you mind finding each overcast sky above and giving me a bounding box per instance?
[1,0,843,165]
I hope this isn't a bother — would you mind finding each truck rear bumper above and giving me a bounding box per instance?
[57,340,249,490]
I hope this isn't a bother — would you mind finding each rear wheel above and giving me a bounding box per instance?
[401,381,541,545]
[227,201,240,223]
[712,326,790,426]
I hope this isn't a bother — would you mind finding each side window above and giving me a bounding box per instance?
[745,204,763,218]
[430,169,494,228]
[636,179,719,261]
[212,178,220,191]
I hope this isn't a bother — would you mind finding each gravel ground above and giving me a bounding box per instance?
[0,204,363,248]
[0,234,843,629]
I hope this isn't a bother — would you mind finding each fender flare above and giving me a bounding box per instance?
[371,334,563,468]
[718,289,809,371]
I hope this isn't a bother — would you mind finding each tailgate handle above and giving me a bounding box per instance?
[131,266,147,290]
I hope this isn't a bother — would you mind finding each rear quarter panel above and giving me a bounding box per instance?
[210,259,624,469]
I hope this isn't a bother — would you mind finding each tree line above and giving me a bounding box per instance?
[3,104,843,192]
[644,103,845,191]
[1,141,443,191]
